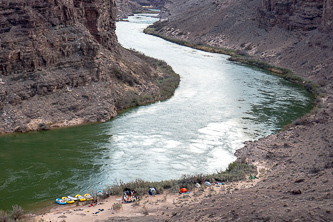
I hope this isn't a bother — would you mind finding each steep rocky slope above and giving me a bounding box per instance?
[0,0,179,134]
[124,0,333,220]
[131,0,165,8]
[156,0,333,84]
[117,0,142,20]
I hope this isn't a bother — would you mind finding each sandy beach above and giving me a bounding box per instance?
[30,163,266,222]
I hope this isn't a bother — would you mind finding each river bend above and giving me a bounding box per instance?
[0,13,313,211]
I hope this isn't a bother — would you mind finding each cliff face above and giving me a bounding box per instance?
[258,0,324,31]
[258,0,333,32]
[0,0,179,133]
[322,0,333,31]
[0,0,118,76]
[116,0,141,20]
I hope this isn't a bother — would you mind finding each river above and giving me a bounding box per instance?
[0,13,313,211]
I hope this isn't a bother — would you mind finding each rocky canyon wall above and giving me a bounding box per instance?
[0,0,118,76]
[116,0,141,20]
[0,0,179,133]
[258,0,333,32]
[322,0,333,31]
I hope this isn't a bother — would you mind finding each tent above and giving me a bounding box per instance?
[149,187,156,195]
[180,188,188,193]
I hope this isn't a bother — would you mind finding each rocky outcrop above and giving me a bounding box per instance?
[0,0,179,133]
[259,0,332,32]
[258,0,324,31]
[322,0,333,31]
[116,0,141,20]
[0,0,118,75]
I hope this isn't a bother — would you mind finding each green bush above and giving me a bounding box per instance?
[112,203,122,211]
[104,161,256,197]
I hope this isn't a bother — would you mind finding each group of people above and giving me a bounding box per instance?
[123,190,139,203]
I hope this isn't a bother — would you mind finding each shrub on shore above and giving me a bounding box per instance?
[0,205,24,222]
[0,210,9,222]
[11,205,24,221]
[112,203,122,211]
[105,161,256,197]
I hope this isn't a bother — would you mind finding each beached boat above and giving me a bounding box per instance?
[62,197,75,204]
[84,193,93,201]
[55,198,66,205]
[75,194,86,201]
[68,196,78,201]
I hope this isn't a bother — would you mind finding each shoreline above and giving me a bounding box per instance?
[17,160,258,219]
[29,161,268,221]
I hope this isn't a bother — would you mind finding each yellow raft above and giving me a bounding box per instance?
[84,193,93,201]
[75,194,86,202]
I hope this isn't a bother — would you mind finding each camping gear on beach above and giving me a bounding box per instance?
[215,182,224,185]
[250,175,255,179]
[123,188,138,203]
[195,183,201,188]
[84,193,93,201]
[179,188,188,193]
[55,198,66,205]
[205,181,211,186]
[62,197,75,204]
[93,209,104,214]
[97,190,103,196]
[74,208,83,211]
[75,194,86,201]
